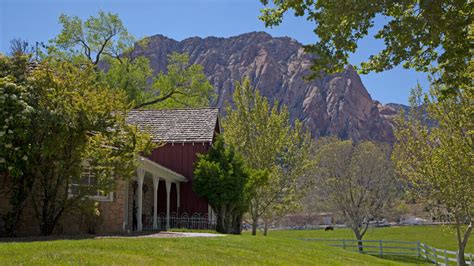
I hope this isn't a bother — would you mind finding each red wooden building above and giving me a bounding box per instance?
[123,108,220,231]
[0,108,220,235]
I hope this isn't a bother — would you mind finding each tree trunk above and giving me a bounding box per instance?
[353,229,364,252]
[457,245,466,266]
[231,213,242,235]
[251,220,258,235]
[39,207,64,236]
[40,221,55,236]
[4,175,35,236]
[215,213,226,234]
[263,222,269,236]
[215,206,227,234]
[455,219,472,266]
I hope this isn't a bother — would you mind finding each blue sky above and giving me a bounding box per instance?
[0,0,429,104]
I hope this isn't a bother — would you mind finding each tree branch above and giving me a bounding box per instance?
[77,39,92,62]
[134,90,185,109]
[93,34,115,65]
[360,218,370,238]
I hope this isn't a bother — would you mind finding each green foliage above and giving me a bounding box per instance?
[259,0,472,93]
[138,52,216,109]
[77,200,102,234]
[0,54,35,235]
[193,136,249,234]
[312,138,397,242]
[0,53,153,235]
[54,11,134,65]
[392,81,473,263]
[0,54,33,179]
[223,78,312,235]
[28,57,152,235]
[103,55,152,105]
[52,11,215,109]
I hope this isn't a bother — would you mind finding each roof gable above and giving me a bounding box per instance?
[127,108,219,143]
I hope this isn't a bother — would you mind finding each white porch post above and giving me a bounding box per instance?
[136,168,145,232]
[165,180,171,230]
[176,182,180,211]
[152,175,159,230]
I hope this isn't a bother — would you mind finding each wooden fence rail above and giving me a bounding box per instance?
[301,238,473,265]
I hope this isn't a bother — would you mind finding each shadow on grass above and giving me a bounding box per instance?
[0,230,165,243]
[369,255,430,265]
[169,228,219,234]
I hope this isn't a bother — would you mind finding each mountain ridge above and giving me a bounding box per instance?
[133,31,406,143]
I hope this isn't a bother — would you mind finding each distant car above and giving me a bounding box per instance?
[401,216,428,225]
[370,219,390,227]
[414,217,427,225]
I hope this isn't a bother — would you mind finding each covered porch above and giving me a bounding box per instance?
[126,156,216,232]
[128,156,187,232]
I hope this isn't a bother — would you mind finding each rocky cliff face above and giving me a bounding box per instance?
[133,32,405,143]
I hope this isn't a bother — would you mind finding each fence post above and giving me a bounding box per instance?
[342,239,346,250]
[424,243,429,262]
[433,247,438,265]
[444,249,448,265]
[379,240,383,257]
[417,242,421,258]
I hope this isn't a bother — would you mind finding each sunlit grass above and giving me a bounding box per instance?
[0,225,469,265]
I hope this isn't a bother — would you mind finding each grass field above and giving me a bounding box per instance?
[272,225,474,253]
[0,225,471,265]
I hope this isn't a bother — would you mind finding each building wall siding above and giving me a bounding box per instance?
[149,143,210,215]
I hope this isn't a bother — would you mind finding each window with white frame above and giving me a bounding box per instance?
[69,165,114,202]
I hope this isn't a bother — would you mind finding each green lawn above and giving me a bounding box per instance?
[271,225,474,253]
[0,225,470,265]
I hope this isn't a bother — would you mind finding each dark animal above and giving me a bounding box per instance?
[325,226,334,231]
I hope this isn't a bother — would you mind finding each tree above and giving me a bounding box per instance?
[0,54,152,235]
[392,83,473,265]
[54,11,133,66]
[312,138,397,251]
[0,54,35,235]
[193,136,249,234]
[53,11,215,108]
[136,52,216,109]
[259,0,472,94]
[224,78,312,236]
[9,39,31,56]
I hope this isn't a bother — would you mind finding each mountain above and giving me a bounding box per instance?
[132,32,406,143]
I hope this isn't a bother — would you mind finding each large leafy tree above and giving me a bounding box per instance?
[392,83,473,265]
[259,0,473,93]
[53,11,215,108]
[224,78,312,236]
[0,54,152,235]
[136,52,215,109]
[193,136,249,234]
[312,138,397,251]
[0,54,34,235]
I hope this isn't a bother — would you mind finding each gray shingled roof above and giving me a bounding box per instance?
[126,108,219,143]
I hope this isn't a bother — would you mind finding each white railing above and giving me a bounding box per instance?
[302,238,473,265]
[143,212,216,231]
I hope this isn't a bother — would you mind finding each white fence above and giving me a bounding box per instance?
[302,238,473,265]
[143,212,217,231]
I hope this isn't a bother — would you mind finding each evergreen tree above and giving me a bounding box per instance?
[193,136,249,234]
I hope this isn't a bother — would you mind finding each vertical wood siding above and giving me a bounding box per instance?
[149,142,211,215]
